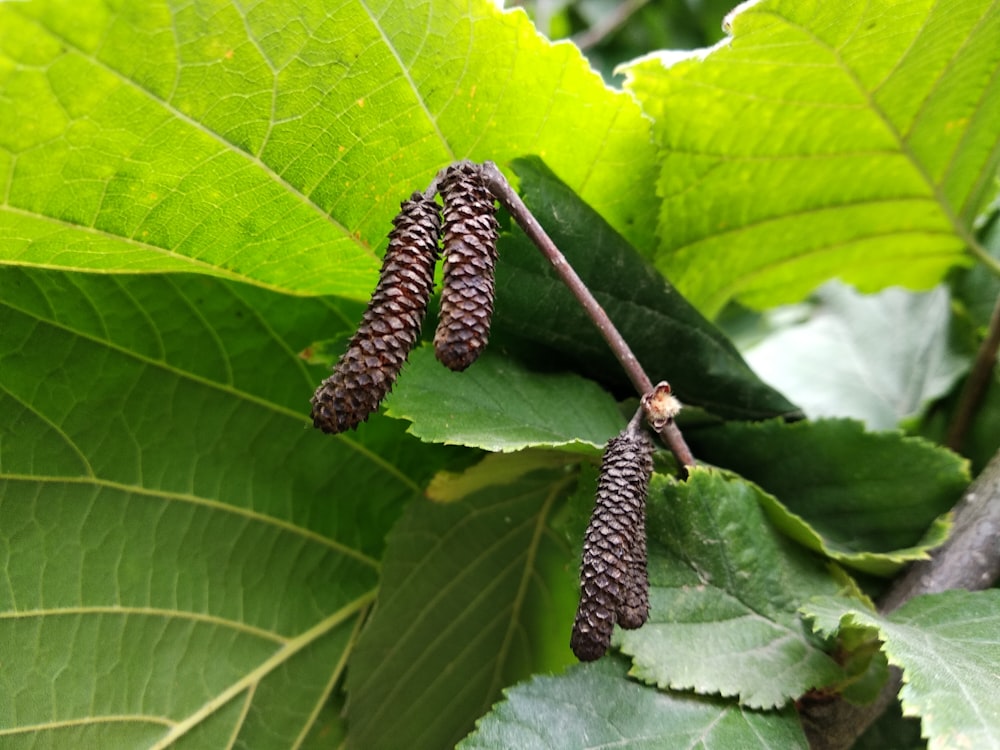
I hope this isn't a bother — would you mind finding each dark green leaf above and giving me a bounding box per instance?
[623,0,1000,316]
[346,470,579,750]
[492,157,800,421]
[919,368,1000,476]
[688,419,969,574]
[617,469,844,709]
[460,656,809,749]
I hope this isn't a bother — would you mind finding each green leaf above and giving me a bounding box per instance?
[491,157,800,421]
[623,0,1000,317]
[617,469,844,709]
[0,266,446,746]
[384,347,626,453]
[805,590,1000,750]
[346,470,579,750]
[688,418,969,575]
[426,450,582,503]
[743,282,969,429]
[460,656,810,749]
[0,0,658,297]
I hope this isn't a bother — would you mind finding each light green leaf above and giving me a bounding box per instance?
[688,418,969,575]
[623,0,1000,317]
[0,0,657,297]
[744,282,969,429]
[617,469,845,709]
[384,347,626,452]
[346,470,579,750]
[460,656,810,749]
[0,266,445,746]
[805,590,1000,750]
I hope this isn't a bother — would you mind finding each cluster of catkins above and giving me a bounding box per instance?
[311,162,499,434]
[570,422,655,661]
[312,161,658,663]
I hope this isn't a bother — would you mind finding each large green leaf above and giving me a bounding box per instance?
[384,347,625,453]
[346,470,579,750]
[0,0,657,297]
[460,656,809,749]
[616,469,845,709]
[805,590,1000,750]
[0,266,447,746]
[490,157,799,421]
[687,418,968,575]
[623,0,1000,317]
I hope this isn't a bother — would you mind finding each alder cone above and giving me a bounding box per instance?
[434,163,499,371]
[311,193,441,434]
[570,428,654,661]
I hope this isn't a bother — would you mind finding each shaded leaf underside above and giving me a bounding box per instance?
[0,267,433,746]
[346,471,579,750]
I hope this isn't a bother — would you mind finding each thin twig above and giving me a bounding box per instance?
[946,291,1000,452]
[478,161,695,470]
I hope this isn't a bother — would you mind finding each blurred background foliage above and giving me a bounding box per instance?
[511,0,735,80]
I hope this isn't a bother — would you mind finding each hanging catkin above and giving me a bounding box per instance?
[570,427,654,661]
[433,162,499,371]
[311,192,441,434]
[618,510,650,630]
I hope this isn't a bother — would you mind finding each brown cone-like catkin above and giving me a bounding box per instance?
[570,428,654,661]
[311,192,441,434]
[618,506,650,630]
[433,162,499,371]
